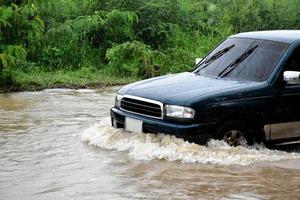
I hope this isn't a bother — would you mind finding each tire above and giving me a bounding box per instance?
[217,121,254,146]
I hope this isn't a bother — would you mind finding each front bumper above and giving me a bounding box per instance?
[110,107,216,143]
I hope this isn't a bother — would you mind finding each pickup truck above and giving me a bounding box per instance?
[111,30,300,146]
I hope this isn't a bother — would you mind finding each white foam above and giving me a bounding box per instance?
[81,118,300,166]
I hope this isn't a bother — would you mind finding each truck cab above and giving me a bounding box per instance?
[111,30,300,146]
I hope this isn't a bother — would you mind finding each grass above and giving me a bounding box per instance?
[0,67,139,92]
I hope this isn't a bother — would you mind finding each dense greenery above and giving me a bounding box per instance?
[1,0,300,89]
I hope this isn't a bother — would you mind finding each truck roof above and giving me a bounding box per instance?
[231,30,300,44]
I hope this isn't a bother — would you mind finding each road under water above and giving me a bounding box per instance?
[0,88,299,200]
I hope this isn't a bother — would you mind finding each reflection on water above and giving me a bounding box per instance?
[0,88,299,200]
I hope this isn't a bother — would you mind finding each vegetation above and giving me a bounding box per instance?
[1,0,300,90]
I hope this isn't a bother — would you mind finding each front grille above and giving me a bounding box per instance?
[120,95,163,119]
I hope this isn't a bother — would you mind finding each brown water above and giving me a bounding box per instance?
[0,88,299,200]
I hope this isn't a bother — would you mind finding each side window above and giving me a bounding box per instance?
[283,47,300,86]
[285,47,300,72]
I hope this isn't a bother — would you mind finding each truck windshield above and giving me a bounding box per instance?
[195,38,288,82]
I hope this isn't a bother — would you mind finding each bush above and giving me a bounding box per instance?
[30,9,138,70]
[106,41,157,78]
[135,0,184,49]
[30,13,104,69]
[2,0,300,88]
[0,3,43,74]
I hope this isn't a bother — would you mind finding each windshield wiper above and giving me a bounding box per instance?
[195,44,235,73]
[218,45,258,78]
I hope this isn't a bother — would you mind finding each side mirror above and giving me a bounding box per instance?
[284,71,300,85]
[195,58,203,65]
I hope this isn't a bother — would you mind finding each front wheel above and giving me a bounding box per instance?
[217,121,253,146]
[223,129,247,146]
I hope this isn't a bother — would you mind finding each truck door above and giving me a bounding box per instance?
[270,47,300,141]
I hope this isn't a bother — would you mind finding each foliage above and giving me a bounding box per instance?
[30,13,105,69]
[223,0,262,33]
[30,9,138,70]
[106,41,157,78]
[0,2,43,75]
[7,67,138,91]
[1,0,300,88]
[135,0,184,49]
[222,0,300,32]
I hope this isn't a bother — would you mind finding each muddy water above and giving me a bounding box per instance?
[0,88,299,200]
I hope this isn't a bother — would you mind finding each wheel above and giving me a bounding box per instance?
[217,121,253,146]
[223,129,247,146]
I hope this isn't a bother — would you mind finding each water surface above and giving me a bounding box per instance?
[0,88,299,200]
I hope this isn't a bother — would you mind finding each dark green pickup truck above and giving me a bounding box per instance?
[111,30,300,146]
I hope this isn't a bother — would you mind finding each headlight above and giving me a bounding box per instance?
[115,94,123,108]
[165,105,195,119]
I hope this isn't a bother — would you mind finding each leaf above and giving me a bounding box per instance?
[0,53,8,68]
[0,6,12,19]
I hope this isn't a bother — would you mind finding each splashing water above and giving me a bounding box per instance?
[81,117,300,166]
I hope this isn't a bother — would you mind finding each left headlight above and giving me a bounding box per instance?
[165,105,195,119]
[115,94,123,108]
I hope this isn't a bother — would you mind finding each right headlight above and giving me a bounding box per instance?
[115,94,123,108]
[165,105,195,119]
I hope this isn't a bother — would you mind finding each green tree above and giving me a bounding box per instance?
[223,0,261,33]
[0,3,43,73]
[106,40,157,78]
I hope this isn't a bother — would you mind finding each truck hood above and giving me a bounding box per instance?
[118,72,263,106]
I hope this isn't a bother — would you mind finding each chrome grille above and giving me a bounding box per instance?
[120,95,163,119]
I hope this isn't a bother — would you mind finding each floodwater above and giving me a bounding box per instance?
[0,88,299,200]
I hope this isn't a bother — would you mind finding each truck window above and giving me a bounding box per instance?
[285,47,300,72]
[196,38,289,82]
